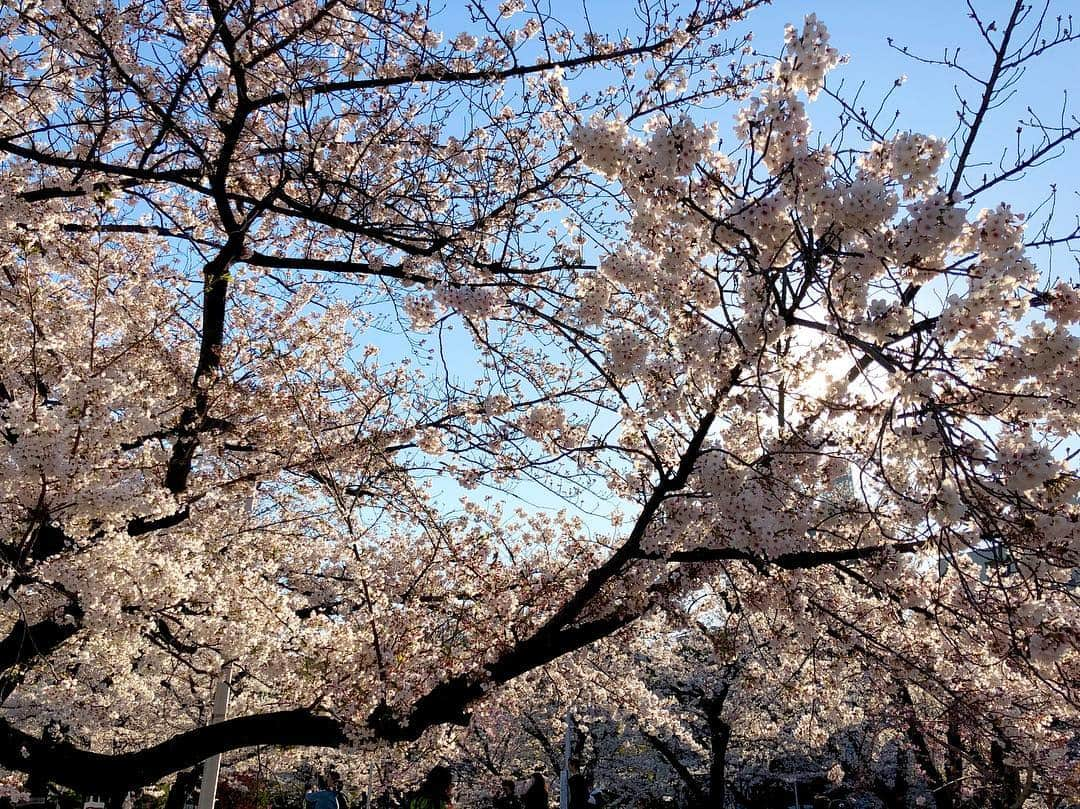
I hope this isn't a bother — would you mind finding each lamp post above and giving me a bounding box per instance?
[196,492,253,809]
[560,713,574,809]
[196,663,233,809]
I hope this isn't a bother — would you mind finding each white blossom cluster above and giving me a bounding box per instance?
[451,32,478,51]
[859,132,948,197]
[934,204,1036,345]
[598,246,659,293]
[1046,280,1080,324]
[574,273,612,325]
[498,0,525,18]
[569,115,631,180]
[774,13,841,100]
[403,293,440,330]
[722,190,794,264]
[602,327,648,380]
[517,403,567,441]
[415,428,446,455]
[637,116,719,179]
[434,283,500,318]
[992,431,1062,493]
[837,177,898,231]
[892,192,967,269]
[734,86,812,173]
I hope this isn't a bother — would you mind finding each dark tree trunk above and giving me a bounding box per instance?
[942,710,963,809]
[705,684,731,808]
[164,769,200,809]
[566,724,589,809]
[886,747,909,809]
[988,740,1022,809]
[640,732,705,806]
[898,687,946,807]
[707,715,730,807]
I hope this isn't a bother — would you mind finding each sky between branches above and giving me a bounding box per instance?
[392,0,1079,527]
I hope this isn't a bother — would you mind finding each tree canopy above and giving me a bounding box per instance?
[0,0,1077,804]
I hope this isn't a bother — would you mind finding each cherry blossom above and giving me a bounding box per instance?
[0,1,1076,807]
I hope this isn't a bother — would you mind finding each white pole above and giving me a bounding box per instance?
[197,663,233,809]
[560,713,574,809]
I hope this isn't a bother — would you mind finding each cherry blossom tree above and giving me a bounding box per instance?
[0,0,1077,805]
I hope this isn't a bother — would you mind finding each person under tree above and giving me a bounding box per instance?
[404,766,454,809]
